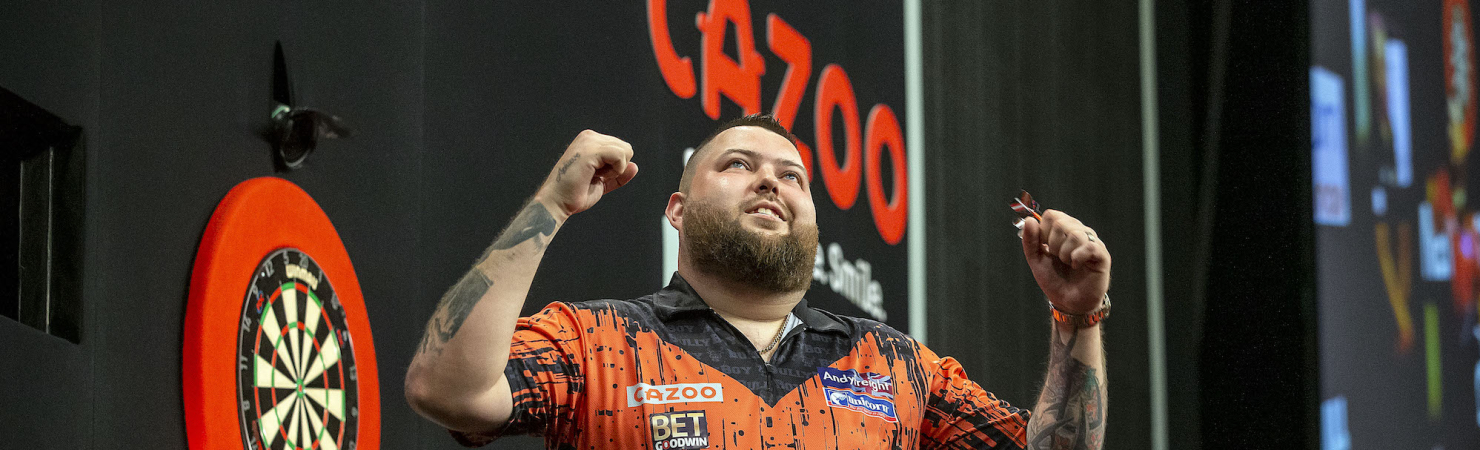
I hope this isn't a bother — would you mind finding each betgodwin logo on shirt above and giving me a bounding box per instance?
[627,382,725,407]
[818,368,898,422]
[649,410,710,450]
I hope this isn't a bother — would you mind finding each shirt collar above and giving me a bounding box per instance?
[655,273,849,335]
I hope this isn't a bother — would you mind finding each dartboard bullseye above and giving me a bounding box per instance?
[238,248,359,450]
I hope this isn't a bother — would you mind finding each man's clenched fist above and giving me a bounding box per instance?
[535,130,640,220]
[1020,209,1111,315]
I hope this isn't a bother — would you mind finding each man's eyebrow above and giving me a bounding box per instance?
[720,148,807,173]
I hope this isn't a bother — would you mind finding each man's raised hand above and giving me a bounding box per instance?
[535,130,640,221]
[1019,210,1111,315]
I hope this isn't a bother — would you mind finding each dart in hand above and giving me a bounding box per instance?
[1009,189,1042,238]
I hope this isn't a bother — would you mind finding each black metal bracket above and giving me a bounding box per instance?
[267,41,351,171]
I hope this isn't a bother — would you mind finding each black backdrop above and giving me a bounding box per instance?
[921,2,1151,449]
[0,1,1319,449]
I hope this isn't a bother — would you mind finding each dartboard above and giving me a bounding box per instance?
[185,177,379,450]
[238,248,359,450]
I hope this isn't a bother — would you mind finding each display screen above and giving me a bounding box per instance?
[1313,0,1480,448]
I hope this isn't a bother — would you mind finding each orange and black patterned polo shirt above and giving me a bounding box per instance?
[452,274,1029,449]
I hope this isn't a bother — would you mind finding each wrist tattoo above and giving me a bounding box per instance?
[555,153,580,182]
[1027,326,1106,449]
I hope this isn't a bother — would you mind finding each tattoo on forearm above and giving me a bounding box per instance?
[488,202,558,253]
[1027,326,1106,450]
[417,201,557,356]
[555,153,580,182]
[419,269,493,355]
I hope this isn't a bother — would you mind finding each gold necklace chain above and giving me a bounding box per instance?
[759,315,789,354]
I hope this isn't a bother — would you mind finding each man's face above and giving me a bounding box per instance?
[684,126,817,235]
[679,126,819,292]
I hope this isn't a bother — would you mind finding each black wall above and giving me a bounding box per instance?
[1190,1,1319,449]
[1158,1,1318,448]
[2,1,433,448]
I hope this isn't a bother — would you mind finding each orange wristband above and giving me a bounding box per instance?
[1049,294,1111,328]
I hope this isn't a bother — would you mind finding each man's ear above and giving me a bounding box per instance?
[665,192,686,232]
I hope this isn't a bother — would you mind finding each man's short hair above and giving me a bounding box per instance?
[679,114,799,193]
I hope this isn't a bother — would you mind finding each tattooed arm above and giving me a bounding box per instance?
[405,130,639,433]
[1026,322,1106,449]
[1018,210,1111,449]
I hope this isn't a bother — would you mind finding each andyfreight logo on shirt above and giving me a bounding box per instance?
[818,367,895,398]
[818,367,898,421]
[627,382,725,407]
[649,410,710,450]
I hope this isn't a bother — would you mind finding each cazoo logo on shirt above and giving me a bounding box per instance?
[627,382,725,407]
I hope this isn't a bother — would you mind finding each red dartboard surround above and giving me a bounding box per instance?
[185,177,379,450]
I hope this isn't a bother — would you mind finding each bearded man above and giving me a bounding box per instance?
[406,114,1111,449]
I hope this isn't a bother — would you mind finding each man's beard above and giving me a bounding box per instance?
[683,199,818,293]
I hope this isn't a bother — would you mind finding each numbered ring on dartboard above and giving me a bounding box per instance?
[239,248,360,450]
